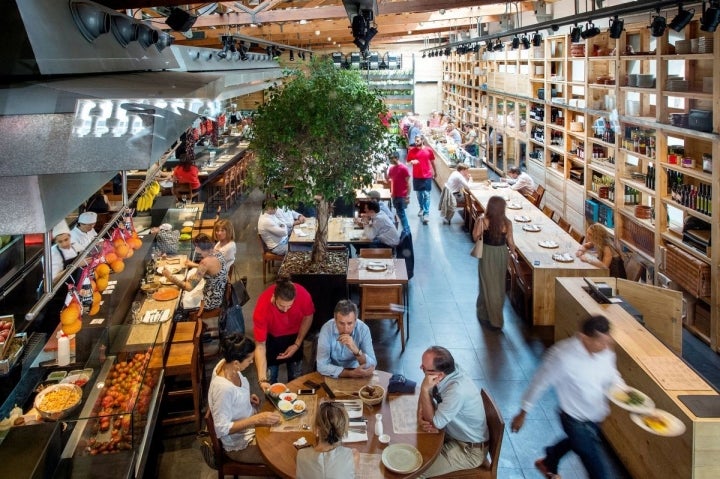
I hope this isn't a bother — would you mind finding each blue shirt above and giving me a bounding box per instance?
[432,367,488,443]
[316,319,377,378]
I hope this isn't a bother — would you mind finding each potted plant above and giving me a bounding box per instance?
[250,58,392,327]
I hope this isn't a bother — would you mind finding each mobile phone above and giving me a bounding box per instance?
[298,388,315,395]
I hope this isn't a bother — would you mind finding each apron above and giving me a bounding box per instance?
[58,247,82,284]
[266,333,303,366]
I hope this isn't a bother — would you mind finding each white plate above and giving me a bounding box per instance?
[160,181,174,189]
[367,261,388,272]
[514,215,531,223]
[60,373,91,387]
[382,443,423,474]
[507,202,523,210]
[552,253,575,263]
[630,409,686,437]
[606,385,655,413]
[523,224,541,232]
[279,392,297,402]
[277,400,293,412]
[490,182,510,188]
[182,221,194,227]
[538,240,559,249]
[157,266,181,274]
[291,399,307,413]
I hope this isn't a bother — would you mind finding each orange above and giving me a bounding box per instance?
[113,237,126,249]
[124,247,134,258]
[128,237,142,250]
[62,319,82,335]
[115,243,130,259]
[110,260,125,273]
[104,252,118,265]
[60,307,80,325]
[95,276,108,292]
[90,279,97,291]
[95,263,110,278]
[93,291,101,304]
[89,302,101,316]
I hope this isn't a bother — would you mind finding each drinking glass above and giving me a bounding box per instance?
[131,301,142,323]
[182,194,188,208]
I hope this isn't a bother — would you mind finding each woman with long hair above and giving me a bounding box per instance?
[213,219,237,265]
[296,402,358,478]
[208,334,281,463]
[473,196,516,330]
[576,223,626,278]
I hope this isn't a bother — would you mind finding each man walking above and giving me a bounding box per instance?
[406,135,436,225]
[387,152,411,234]
[511,315,624,479]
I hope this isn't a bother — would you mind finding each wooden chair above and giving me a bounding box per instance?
[569,227,585,243]
[207,169,236,212]
[557,217,572,233]
[527,184,545,207]
[359,283,405,351]
[462,188,473,232]
[162,318,202,430]
[541,205,555,220]
[205,410,273,479]
[359,248,394,259]
[510,252,533,323]
[434,389,505,479]
[257,233,284,283]
[173,182,199,203]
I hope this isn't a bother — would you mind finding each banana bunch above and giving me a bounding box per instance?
[136,181,161,212]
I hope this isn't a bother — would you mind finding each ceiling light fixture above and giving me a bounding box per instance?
[649,11,667,37]
[581,21,601,39]
[532,32,542,47]
[700,0,720,32]
[669,4,695,31]
[608,15,625,38]
[156,32,174,52]
[70,1,111,43]
[521,35,531,49]
[570,24,583,42]
[512,35,520,49]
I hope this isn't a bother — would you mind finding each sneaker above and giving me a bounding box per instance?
[422,216,429,224]
[417,210,423,217]
[534,458,561,479]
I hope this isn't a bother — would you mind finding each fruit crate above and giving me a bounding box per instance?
[664,243,711,298]
[0,315,15,360]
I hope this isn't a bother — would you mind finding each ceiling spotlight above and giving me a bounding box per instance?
[649,12,667,37]
[137,23,159,49]
[512,36,520,49]
[669,4,695,31]
[609,16,624,39]
[156,32,174,52]
[581,22,601,39]
[492,39,503,51]
[70,1,111,43]
[532,32,542,47]
[700,0,720,32]
[570,24,583,43]
[521,35,530,49]
[422,51,426,58]
[289,50,295,61]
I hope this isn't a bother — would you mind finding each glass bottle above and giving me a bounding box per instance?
[374,413,384,436]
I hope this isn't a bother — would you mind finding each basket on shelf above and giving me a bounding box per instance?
[664,243,711,298]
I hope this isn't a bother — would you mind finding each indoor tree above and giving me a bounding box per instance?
[250,58,391,269]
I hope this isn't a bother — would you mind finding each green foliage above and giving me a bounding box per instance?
[249,58,390,209]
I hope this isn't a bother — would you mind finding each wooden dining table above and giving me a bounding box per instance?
[468,182,607,326]
[255,371,445,479]
[288,217,376,251]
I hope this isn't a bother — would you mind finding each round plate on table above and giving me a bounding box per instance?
[160,180,174,189]
[514,215,531,223]
[606,384,655,413]
[552,253,575,263]
[507,202,523,210]
[538,240,559,249]
[366,261,388,272]
[153,288,180,301]
[382,443,423,474]
[523,224,541,232]
[630,409,686,437]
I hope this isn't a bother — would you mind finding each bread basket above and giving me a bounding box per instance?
[358,384,386,406]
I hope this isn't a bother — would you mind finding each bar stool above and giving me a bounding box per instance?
[162,318,202,430]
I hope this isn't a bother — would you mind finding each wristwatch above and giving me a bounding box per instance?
[353,350,363,357]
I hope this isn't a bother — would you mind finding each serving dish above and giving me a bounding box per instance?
[366,261,388,272]
[34,383,82,420]
[630,409,686,437]
[514,215,531,223]
[552,253,575,263]
[606,384,655,413]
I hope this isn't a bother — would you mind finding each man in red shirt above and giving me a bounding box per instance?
[253,276,315,388]
[406,135,436,224]
[387,152,411,234]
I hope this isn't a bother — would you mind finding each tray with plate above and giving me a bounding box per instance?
[606,385,655,413]
[522,224,541,232]
[382,443,423,474]
[152,288,180,301]
[552,253,575,263]
[507,202,523,210]
[265,391,307,420]
[514,215,531,223]
[140,309,171,324]
[366,261,388,272]
[630,409,686,437]
[538,240,559,249]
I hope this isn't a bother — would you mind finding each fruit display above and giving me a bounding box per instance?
[79,349,159,456]
[59,301,82,336]
[0,318,13,349]
[135,181,161,212]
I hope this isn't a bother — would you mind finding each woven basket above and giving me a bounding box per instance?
[358,385,385,406]
[664,243,711,298]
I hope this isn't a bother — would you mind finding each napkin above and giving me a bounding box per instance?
[293,229,308,237]
[332,400,363,418]
[343,428,368,443]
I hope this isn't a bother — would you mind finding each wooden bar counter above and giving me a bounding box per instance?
[555,277,720,479]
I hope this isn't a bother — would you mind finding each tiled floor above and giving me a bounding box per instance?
[150,182,717,479]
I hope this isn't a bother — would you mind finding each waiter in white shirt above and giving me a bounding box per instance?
[511,315,625,479]
[70,212,98,251]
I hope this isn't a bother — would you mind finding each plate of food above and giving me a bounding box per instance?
[152,287,180,301]
[179,233,192,241]
[292,399,307,413]
[606,385,655,413]
[157,265,182,274]
[514,215,532,223]
[507,202,523,210]
[366,261,388,272]
[381,443,423,474]
[538,240,559,249]
[34,383,82,421]
[630,409,686,437]
[552,253,575,263]
[61,373,91,387]
[523,224,541,232]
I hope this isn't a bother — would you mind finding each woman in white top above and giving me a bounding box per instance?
[208,334,281,463]
[212,219,237,265]
[296,402,358,479]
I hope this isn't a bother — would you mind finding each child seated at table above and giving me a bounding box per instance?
[296,402,358,478]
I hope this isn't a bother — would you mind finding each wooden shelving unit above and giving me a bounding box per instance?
[441,20,720,350]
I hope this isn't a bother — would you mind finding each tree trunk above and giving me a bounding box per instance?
[311,199,330,264]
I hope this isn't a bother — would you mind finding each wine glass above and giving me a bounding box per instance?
[131,301,142,323]
[181,194,188,208]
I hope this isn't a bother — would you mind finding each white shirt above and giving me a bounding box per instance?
[50,244,79,282]
[445,170,472,194]
[509,172,536,195]
[208,361,256,451]
[275,207,301,230]
[258,211,288,252]
[521,335,624,422]
[215,241,236,265]
[70,226,97,251]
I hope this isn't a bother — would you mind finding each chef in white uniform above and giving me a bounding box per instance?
[70,212,98,251]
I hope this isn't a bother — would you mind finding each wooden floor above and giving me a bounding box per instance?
[149,181,720,479]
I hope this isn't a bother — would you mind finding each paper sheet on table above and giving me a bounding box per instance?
[357,453,383,479]
[343,428,368,443]
[293,228,308,237]
[389,394,427,434]
[269,396,318,432]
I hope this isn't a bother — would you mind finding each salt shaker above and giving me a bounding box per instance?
[374,413,384,436]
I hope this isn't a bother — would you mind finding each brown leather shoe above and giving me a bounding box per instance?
[534,458,561,478]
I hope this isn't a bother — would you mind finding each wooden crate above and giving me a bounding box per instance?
[664,243,711,298]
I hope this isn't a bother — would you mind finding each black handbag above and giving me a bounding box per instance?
[219,283,246,337]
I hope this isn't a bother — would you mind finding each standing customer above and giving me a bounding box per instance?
[253,275,314,387]
[208,334,282,464]
[296,402,358,478]
[474,196,516,330]
[387,152,411,234]
[316,300,377,379]
[511,315,625,479]
[407,135,436,225]
[213,219,237,265]
[576,224,626,278]
[416,346,489,478]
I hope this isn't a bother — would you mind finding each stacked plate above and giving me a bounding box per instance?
[697,36,713,53]
[666,76,688,92]
[637,74,655,88]
[627,74,638,87]
[675,39,691,54]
